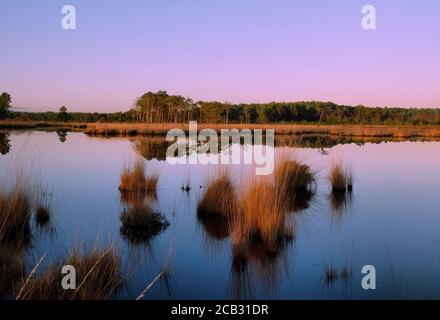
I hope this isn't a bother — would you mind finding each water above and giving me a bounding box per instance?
[1,130,440,299]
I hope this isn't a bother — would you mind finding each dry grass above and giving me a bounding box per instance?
[120,202,169,245]
[197,170,237,218]
[0,244,26,296]
[274,155,315,211]
[80,122,440,138]
[197,170,237,240]
[16,244,122,300]
[0,183,33,243]
[119,158,158,197]
[329,163,353,192]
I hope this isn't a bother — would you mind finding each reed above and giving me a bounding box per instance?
[0,182,33,243]
[119,158,158,197]
[0,244,26,296]
[329,163,353,192]
[16,244,122,300]
[274,155,315,211]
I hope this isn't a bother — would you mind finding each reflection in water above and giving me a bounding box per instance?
[0,132,10,155]
[56,129,68,143]
[131,134,440,162]
[329,190,353,221]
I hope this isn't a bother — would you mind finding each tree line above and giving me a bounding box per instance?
[2,90,440,125]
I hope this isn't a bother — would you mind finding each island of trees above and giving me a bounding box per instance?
[2,90,440,125]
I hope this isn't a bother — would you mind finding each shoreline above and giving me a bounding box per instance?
[2,121,440,138]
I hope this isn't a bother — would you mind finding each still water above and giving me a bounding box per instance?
[1,130,440,299]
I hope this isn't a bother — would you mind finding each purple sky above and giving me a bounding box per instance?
[1,0,439,112]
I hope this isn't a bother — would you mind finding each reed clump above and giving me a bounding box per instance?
[16,244,121,300]
[119,158,158,197]
[0,184,33,243]
[274,156,315,211]
[197,170,237,240]
[329,163,353,192]
[0,244,26,296]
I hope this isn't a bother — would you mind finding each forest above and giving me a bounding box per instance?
[2,90,440,125]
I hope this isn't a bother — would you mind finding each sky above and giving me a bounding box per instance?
[0,0,439,112]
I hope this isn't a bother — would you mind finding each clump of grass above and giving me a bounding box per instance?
[197,171,237,218]
[232,177,291,254]
[0,183,33,243]
[119,158,158,198]
[16,244,122,300]
[0,244,26,296]
[274,156,316,211]
[120,203,169,245]
[197,170,237,240]
[329,163,353,192]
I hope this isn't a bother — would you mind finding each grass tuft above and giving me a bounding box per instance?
[16,244,121,300]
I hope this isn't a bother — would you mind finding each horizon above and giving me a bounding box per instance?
[1,0,440,112]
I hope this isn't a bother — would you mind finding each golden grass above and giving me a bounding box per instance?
[80,122,440,138]
[329,163,353,192]
[0,183,33,243]
[119,158,158,197]
[16,244,121,300]
[0,244,26,296]
[274,155,315,211]
[198,170,237,218]
[197,170,237,240]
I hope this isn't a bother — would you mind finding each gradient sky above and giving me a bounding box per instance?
[1,0,439,112]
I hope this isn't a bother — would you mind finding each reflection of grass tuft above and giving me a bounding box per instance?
[120,202,169,245]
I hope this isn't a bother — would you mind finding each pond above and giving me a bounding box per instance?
[1,130,440,299]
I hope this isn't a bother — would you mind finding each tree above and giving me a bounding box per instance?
[58,106,69,122]
[0,92,12,119]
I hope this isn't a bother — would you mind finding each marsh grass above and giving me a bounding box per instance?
[120,202,169,245]
[16,244,122,300]
[329,163,353,192]
[119,158,158,197]
[274,155,316,212]
[0,244,26,296]
[197,170,237,240]
[0,182,34,244]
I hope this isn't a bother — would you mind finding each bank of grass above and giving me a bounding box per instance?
[3,120,440,138]
[16,244,122,300]
[82,123,440,138]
